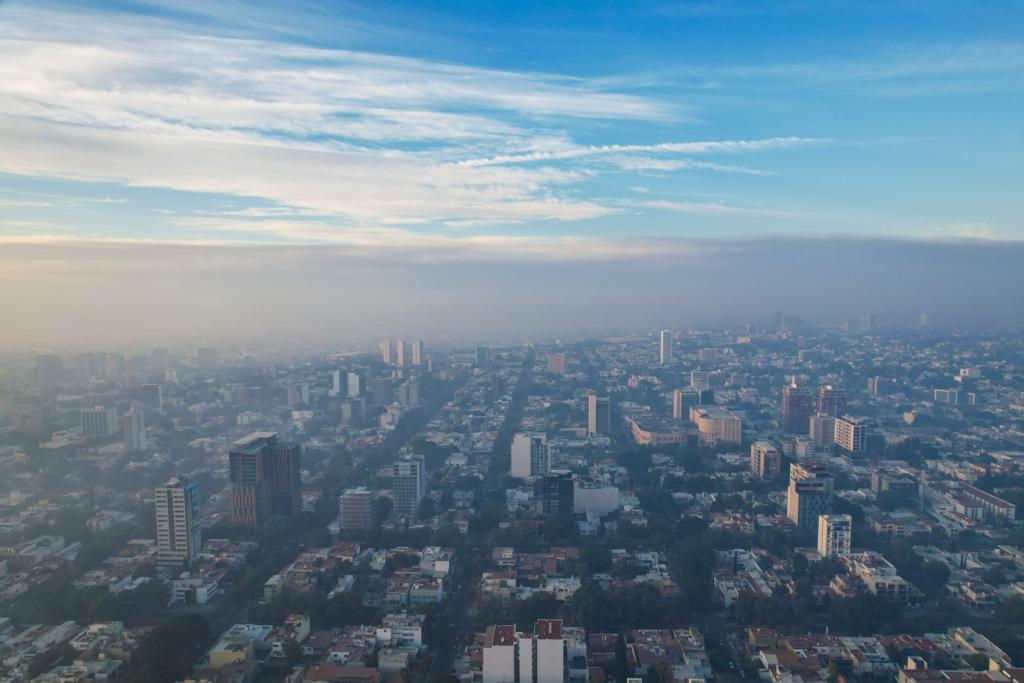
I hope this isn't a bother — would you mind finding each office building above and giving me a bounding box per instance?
[141,383,163,411]
[659,330,674,365]
[372,377,392,405]
[379,339,393,364]
[817,514,852,557]
[673,387,700,421]
[81,405,118,437]
[476,345,490,367]
[511,433,549,479]
[398,381,419,407]
[156,477,201,566]
[587,392,610,436]
[834,415,867,452]
[782,384,814,435]
[808,413,837,449]
[547,352,568,375]
[786,462,834,531]
[698,348,718,363]
[229,432,302,527]
[483,620,566,683]
[392,454,427,519]
[750,441,781,480]
[35,353,63,388]
[690,370,713,392]
[347,371,361,398]
[339,487,376,530]
[817,385,847,417]
[120,407,146,453]
[691,405,742,446]
[541,472,574,518]
[396,339,409,367]
[330,370,342,397]
[867,376,889,396]
[197,346,218,370]
[411,340,424,366]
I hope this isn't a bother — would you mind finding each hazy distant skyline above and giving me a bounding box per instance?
[1,1,1022,346]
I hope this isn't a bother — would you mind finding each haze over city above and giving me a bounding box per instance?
[3,4,1024,683]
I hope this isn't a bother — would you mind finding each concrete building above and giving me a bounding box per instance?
[691,405,741,446]
[340,487,376,530]
[673,387,700,421]
[511,433,549,480]
[379,339,393,364]
[156,477,201,565]
[750,441,781,479]
[120,406,146,453]
[809,413,837,449]
[817,385,848,417]
[547,353,567,375]
[659,330,674,365]
[540,473,574,519]
[587,393,610,436]
[81,405,118,437]
[393,454,427,519]
[834,415,867,452]
[817,514,852,557]
[782,384,814,435]
[483,620,566,683]
[786,462,834,532]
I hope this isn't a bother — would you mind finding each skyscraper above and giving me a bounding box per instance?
[330,369,342,397]
[817,385,847,417]
[547,352,568,375]
[786,462,834,531]
[340,487,376,530]
[587,392,610,436]
[782,384,814,435]
[156,477,201,566]
[398,381,419,407]
[659,329,674,365]
[81,405,118,437]
[673,387,700,420]
[809,413,837,448]
[511,433,549,479]
[750,441,781,480]
[817,514,852,557]
[396,339,408,367]
[141,383,163,411]
[476,345,490,367]
[379,339,393,364]
[229,432,302,527]
[834,415,867,453]
[392,454,426,519]
[347,371,361,398]
[411,340,424,366]
[120,406,146,453]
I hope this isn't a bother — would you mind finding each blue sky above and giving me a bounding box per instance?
[0,0,1021,257]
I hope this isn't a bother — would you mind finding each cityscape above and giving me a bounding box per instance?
[2,1,1024,683]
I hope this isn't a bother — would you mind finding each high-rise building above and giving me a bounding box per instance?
[587,392,610,436]
[347,372,361,398]
[141,383,163,411]
[692,406,742,446]
[834,415,867,453]
[867,376,889,396]
[398,381,419,407]
[81,405,118,437]
[197,346,218,370]
[396,340,408,367]
[76,352,103,382]
[339,487,376,530]
[919,312,929,328]
[786,462,834,531]
[673,387,700,420]
[782,384,814,435]
[330,370,342,397]
[476,345,490,367]
[750,441,781,480]
[659,330,674,365]
[150,347,169,373]
[229,432,302,527]
[120,406,146,453]
[411,340,424,366]
[859,313,877,332]
[392,454,426,519]
[483,620,566,683]
[817,385,847,417]
[808,413,837,448]
[372,377,392,405]
[817,514,852,557]
[35,353,63,388]
[547,352,568,375]
[511,433,549,479]
[379,339,393,364]
[156,477,201,566]
[540,472,574,518]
